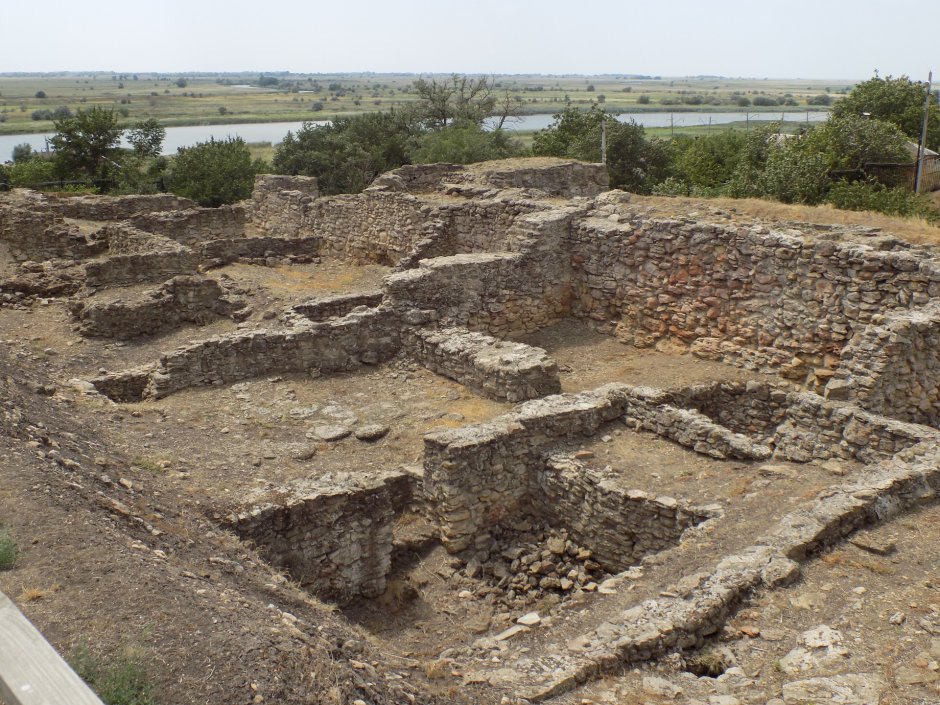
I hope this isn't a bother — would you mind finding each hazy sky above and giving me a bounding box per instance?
[2,1,936,80]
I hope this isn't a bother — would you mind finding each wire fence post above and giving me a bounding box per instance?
[915,70,933,193]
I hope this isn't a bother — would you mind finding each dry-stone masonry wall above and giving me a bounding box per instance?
[539,456,714,570]
[371,160,609,198]
[127,205,246,246]
[228,472,412,603]
[664,380,791,439]
[828,301,940,426]
[250,174,319,234]
[90,306,402,401]
[423,384,632,552]
[70,275,248,339]
[404,326,561,402]
[770,392,940,464]
[84,226,198,287]
[386,208,580,337]
[565,215,940,380]
[199,235,320,267]
[46,193,195,220]
[290,292,385,323]
[0,195,106,261]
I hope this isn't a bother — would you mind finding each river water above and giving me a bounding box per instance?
[0,111,828,162]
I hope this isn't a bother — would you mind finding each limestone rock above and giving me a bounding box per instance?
[309,425,351,442]
[781,673,886,704]
[354,424,390,442]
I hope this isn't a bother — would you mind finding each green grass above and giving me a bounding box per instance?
[71,644,158,705]
[0,528,16,570]
[0,72,840,137]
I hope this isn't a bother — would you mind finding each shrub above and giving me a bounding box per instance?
[413,124,522,164]
[12,143,34,163]
[9,157,57,188]
[637,95,650,105]
[0,528,16,570]
[533,105,670,193]
[828,179,940,221]
[168,137,258,206]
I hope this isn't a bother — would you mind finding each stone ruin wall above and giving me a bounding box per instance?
[385,208,581,338]
[83,225,199,287]
[538,456,714,571]
[249,174,319,234]
[565,217,936,373]
[228,473,413,603]
[147,307,400,399]
[0,198,105,262]
[422,379,940,557]
[827,301,940,426]
[127,205,247,246]
[290,292,385,323]
[44,193,196,220]
[70,275,247,339]
[403,326,561,403]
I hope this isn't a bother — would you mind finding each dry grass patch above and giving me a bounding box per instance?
[20,584,60,602]
[636,195,940,245]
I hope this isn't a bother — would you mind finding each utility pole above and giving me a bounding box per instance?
[600,115,607,164]
[915,70,933,193]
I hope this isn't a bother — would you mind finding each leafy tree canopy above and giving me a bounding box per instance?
[412,124,522,164]
[273,111,419,195]
[126,118,166,159]
[49,106,122,183]
[167,137,258,206]
[832,74,939,151]
[532,104,670,193]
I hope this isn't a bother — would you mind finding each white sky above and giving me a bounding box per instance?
[2,0,936,80]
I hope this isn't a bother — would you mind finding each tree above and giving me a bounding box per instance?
[749,115,909,205]
[412,74,499,129]
[126,118,165,158]
[832,74,940,151]
[532,104,670,193]
[412,124,522,164]
[35,90,46,99]
[671,131,748,190]
[12,143,34,163]
[273,111,418,195]
[167,137,257,206]
[49,106,122,184]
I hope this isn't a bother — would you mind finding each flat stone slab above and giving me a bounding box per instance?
[309,425,351,442]
[354,424,390,442]
[782,673,887,704]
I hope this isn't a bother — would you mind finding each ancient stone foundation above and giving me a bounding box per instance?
[8,159,940,700]
[70,275,249,339]
[228,472,413,603]
[404,327,561,402]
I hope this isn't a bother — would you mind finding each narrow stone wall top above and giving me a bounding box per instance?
[371,158,609,198]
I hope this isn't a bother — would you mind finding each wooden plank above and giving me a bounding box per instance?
[0,591,103,705]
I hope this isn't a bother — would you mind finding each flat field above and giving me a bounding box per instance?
[0,72,842,136]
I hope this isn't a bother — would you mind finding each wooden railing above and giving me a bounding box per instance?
[0,590,104,705]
